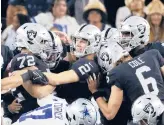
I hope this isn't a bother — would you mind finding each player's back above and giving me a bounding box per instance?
[10,53,49,114]
[13,99,69,125]
[108,49,164,103]
[10,53,49,72]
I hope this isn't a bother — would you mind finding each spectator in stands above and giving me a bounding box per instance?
[116,0,146,28]
[146,0,164,43]
[34,0,79,36]
[2,13,31,51]
[6,1,27,26]
[7,0,53,22]
[83,0,111,31]
[73,0,104,25]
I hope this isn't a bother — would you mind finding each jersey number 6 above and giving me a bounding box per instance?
[135,65,159,95]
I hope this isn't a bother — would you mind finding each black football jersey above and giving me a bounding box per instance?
[107,49,164,103]
[71,58,100,81]
[10,53,49,72]
[55,58,99,102]
[130,42,164,58]
[145,42,164,58]
[10,53,49,114]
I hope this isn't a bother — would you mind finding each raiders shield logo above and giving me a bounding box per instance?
[137,24,146,34]
[143,102,156,117]
[27,30,37,44]
[101,52,110,62]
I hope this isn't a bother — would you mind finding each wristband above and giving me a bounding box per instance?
[66,45,71,52]
[92,91,104,100]
[21,71,30,82]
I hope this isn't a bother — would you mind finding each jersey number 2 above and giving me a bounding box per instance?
[78,63,93,75]
[135,65,159,95]
[17,56,35,69]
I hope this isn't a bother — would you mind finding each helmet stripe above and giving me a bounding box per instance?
[79,24,88,32]
[105,28,111,39]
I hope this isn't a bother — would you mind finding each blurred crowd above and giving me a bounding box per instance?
[1,0,164,51]
[1,0,164,124]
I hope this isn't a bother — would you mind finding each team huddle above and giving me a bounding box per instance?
[1,16,164,125]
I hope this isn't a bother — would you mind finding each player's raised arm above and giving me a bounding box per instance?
[43,70,79,85]
[87,73,123,120]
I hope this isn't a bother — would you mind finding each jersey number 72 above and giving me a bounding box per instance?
[17,55,35,69]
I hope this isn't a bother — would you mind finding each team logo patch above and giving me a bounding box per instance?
[101,52,111,62]
[143,102,156,117]
[27,30,37,44]
[137,24,146,34]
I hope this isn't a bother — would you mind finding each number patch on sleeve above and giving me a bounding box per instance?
[78,63,93,75]
[17,55,35,68]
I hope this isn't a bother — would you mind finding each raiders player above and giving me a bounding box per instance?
[3,23,60,122]
[119,16,164,58]
[88,41,164,125]
[1,24,101,98]
[1,24,102,125]
[97,37,131,125]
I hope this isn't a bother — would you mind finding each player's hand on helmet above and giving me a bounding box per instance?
[8,99,22,114]
[24,70,49,85]
[87,73,100,94]
[54,31,71,45]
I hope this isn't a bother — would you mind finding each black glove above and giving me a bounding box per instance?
[21,70,49,85]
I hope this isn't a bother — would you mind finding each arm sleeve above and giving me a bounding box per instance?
[71,58,99,81]
[71,59,89,81]
[107,70,123,90]
[156,50,164,67]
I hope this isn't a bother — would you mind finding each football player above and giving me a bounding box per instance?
[12,98,97,125]
[1,24,102,124]
[88,41,164,125]
[2,23,62,122]
[1,24,101,98]
[119,16,164,58]
[96,29,132,125]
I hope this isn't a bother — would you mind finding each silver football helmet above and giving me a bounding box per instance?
[101,28,120,46]
[66,98,97,125]
[16,23,54,61]
[44,31,63,69]
[97,42,129,73]
[119,16,150,52]
[71,24,101,58]
[131,94,164,125]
